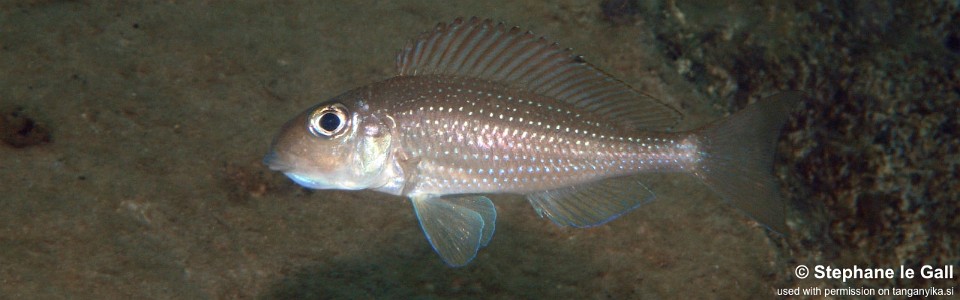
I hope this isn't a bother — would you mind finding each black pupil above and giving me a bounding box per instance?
[319,113,341,132]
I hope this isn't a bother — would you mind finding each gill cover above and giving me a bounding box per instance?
[265,97,394,191]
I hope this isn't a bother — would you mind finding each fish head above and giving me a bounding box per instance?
[264,95,394,191]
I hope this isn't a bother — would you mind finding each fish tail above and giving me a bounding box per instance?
[694,92,804,234]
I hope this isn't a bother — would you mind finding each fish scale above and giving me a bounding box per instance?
[265,17,802,266]
[370,75,699,195]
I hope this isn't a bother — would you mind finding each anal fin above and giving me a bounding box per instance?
[527,176,655,228]
[411,195,496,266]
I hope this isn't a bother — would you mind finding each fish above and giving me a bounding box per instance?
[264,17,802,266]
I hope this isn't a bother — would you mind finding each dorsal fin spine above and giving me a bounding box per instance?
[448,22,485,74]
[515,41,565,84]
[500,39,548,83]
[512,44,562,87]
[570,80,624,106]
[529,62,576,94]
[500,41,538,81]
[469,30,506,77]
[437,20,470,73]
[424,27,449,73]
[476,30,523,78]
[422,23,451,73]
[459,22,499,74]
[524,57,564,93]
[410,38,430,74]
[435,24,465,73]
[414,27,438,73]
[555,74,591,99]
[535,65,580,95]
[548,70,590,101]
[584,87,628,107]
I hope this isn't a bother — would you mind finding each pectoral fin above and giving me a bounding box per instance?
[527,176,655,228]
[411,195,497,266]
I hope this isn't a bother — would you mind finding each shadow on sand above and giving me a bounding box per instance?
[260,209,597,299]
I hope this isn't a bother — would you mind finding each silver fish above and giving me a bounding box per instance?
[264,17,801,266]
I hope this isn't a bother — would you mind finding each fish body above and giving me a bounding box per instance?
[356,75,698,196]
[265,18,801,266]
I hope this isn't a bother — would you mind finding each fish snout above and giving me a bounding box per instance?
[263,151,290,171]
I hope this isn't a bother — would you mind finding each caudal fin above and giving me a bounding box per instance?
[695,92,804,234]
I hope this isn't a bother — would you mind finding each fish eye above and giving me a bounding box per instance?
[308,103,349,138]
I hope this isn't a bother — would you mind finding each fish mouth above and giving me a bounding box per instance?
[263,152,344,190]
[263,151,291,171]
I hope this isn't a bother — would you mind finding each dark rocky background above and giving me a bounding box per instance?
[634,0,958,293]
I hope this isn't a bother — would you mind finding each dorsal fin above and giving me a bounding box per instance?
[396,17,681,130]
